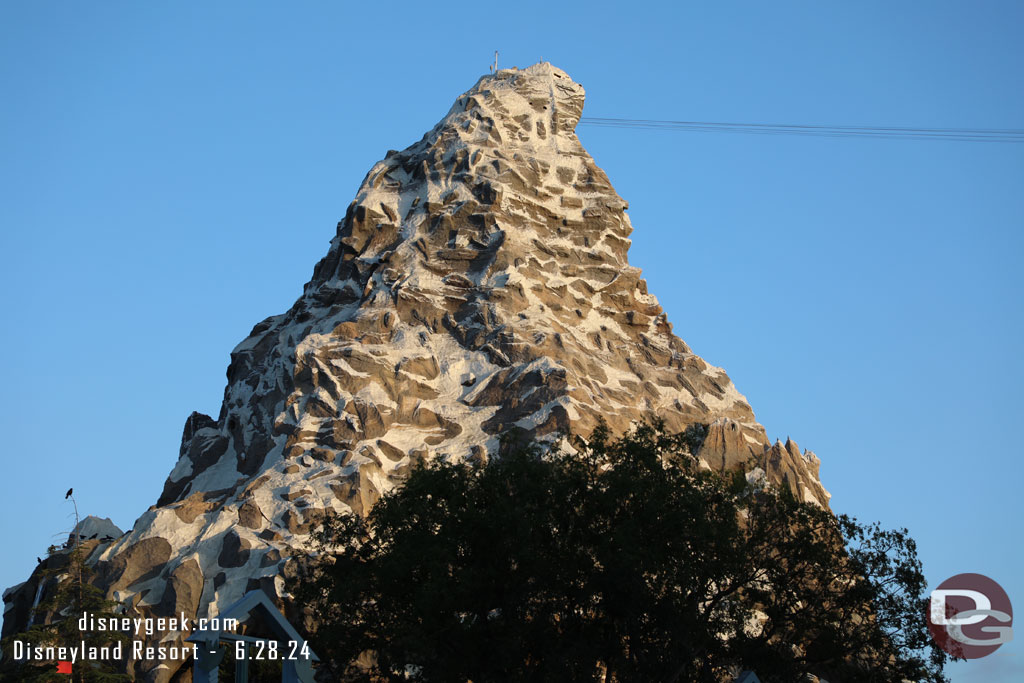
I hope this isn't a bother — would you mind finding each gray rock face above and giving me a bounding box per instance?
[2,63,830,681]
[67,515,124,544]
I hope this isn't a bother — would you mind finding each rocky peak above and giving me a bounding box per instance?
[3,63,831,682]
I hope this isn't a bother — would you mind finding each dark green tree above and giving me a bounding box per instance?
[0,499,131,683]
[291,422,950,682]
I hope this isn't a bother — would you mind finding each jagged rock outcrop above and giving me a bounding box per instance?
[2,518,126,648]
[66,516,124,545]
[3,63,830,681]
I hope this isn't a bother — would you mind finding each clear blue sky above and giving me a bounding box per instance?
[1,2,1020,679]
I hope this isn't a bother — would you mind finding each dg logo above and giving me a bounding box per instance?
[928,573,1013,659]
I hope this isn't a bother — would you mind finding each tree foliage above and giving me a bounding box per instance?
[292,422,950,682]
[0,541,131,683]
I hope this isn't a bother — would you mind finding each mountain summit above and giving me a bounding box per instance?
[3,63,829,681]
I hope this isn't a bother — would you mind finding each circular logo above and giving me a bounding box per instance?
[927,573,1013,659]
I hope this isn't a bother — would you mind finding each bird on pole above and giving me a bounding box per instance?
[65,488,73,499]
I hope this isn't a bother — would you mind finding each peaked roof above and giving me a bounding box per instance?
[187,589,319,662]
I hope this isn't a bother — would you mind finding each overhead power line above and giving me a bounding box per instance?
[578,117,1024,143]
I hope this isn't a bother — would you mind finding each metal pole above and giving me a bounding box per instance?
[234,642,248,683]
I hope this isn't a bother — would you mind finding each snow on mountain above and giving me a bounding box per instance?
[3,63,830,682]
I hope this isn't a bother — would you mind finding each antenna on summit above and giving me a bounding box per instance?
[490,50,498,74]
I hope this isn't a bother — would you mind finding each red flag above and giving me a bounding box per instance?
[56,661,72,674]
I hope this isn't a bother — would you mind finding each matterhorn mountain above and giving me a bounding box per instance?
[4,63,829,681]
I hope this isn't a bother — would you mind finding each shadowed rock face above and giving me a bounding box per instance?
[2,63,830,682]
